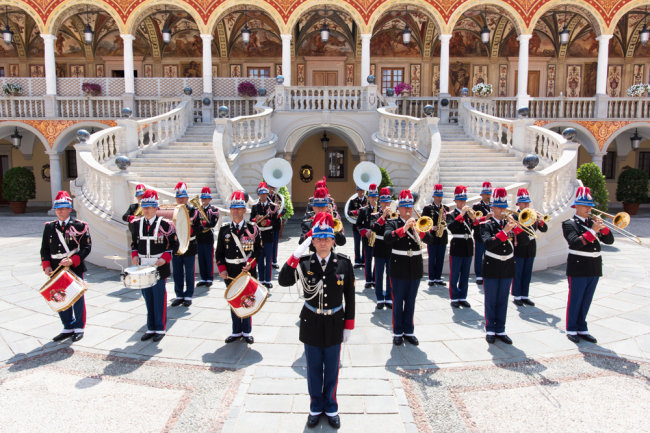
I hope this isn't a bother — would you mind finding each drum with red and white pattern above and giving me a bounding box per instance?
[224,272,268,318]
[39,268,87,312]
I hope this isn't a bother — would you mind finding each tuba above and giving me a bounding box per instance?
[262,158,292,214]
[345,162,383,224]
[189,195,212,233]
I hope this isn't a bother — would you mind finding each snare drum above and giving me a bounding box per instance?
[39,268,87,313]
[122,265,160,289]
[224,272,268,318]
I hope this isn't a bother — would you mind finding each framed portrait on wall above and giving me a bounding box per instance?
[30,64,45,77]
[9,64,18,77]
[566,65,582,97]
[633,64,644,85]
[345,64,354,86]
[296,64,305,86]
[498,64,507,96]
[370,64,376,77]
[163,65,178,78]
[230,64,242,77]
[546,64,556,97]
[432,65,440,96]
[144,64,153,78]
[325,148,346,180]
[607,65,622,97]
[70,64,85,77]
[472,65,488,86]
[95,64,105,78]
[275,64,282,77]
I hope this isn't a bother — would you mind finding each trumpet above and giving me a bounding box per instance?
[189,195,213,233]
[413,208,434,233]
[327,204,344,233]
[589,209,641,244]
[466,208,483,222]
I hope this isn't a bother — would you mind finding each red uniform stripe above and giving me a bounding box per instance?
[566,277,572,331]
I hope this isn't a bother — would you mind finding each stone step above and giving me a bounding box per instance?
[440,157,522,163]
[131,157,214,164]
[129,161,215,167]
[140,150,214,156]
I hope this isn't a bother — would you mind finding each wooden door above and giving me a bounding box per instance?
[514,70,541,97]
[0,155,8,204]
[313,71,338,86]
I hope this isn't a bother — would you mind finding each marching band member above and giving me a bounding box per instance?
[473,181,493,285]
[384,190,435,346]
[130,190,179,342]
[447,186,474,308]
[268,185,284,270]
[41,191,92,342]
[300,187,345,247]
[250,181,280,289]
[512,188,548,306]
[216,191,262,344]
[347,186,368,268]
[370,187,394,309]
[122,183,145,223]
[422,184,449,287]
[481,188,529,344]
[196,187,220,288]
[171,182,201,307]
[562,187,614,344]
[357,184,379,289]
[304,177,330,217]
[278,212,355,430]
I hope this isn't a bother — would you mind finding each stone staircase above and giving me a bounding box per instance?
[437,124,524,198]
[127,124,223,203]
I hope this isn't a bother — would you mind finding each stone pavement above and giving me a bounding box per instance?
[0,211,649,433]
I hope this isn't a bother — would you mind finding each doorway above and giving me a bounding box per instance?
[312,71,338,86]
[0,155,8,204]
[514,70,540,97]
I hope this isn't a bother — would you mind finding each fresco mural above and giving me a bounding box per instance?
[449,31,487,57]
[450,62,470,96]
[566,64,582,97]
[501,31,555,57]
[297,32,352,56]
[607,65,622,97]
[371,28,420,56]
[583,62,597,97]
[370,8,429,57]
[296,9,354,57]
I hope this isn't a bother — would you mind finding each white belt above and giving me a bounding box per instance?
[51,248,79,259]
[451,234,472,240]
[374,235,384,240]
[485,251,514,261]
[259,226,273,231]
[392,249,422,257]
[190,236,196,241]
[226,257,247,264]
[569,250,601,258]
[141,253,163,266]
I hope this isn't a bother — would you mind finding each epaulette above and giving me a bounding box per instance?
[336,252,351,261]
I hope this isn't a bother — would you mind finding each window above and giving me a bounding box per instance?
[325,149,345,179]
[602,150,616,179]
[247,67,270,78]
[640,151,650,177]
[381,68,404,94]
[65,148,77,179]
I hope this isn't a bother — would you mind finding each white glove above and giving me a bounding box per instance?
[293,236,312,258]
[343,329,351,343]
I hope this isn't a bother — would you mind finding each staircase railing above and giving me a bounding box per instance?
[274,85,380,112]
[376,106,431,156]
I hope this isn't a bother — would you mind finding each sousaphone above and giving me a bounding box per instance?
[344,162,382,224]
[262,158,293,214]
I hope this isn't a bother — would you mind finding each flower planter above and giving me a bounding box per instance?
[9,201,27,214]
[622,202,640,215]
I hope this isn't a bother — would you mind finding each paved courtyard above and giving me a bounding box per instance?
[1,210,649,433]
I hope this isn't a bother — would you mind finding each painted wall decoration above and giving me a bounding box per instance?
[297,33,352,57]
[56,63,66,77]
[410,64,421,96]
[607,65,622,97]
[69,64,84,78]
[9,64,18,77]
[583,62,597,97]
[567,32,599,58]
[371,28,421,57]
[566,65,582,97]
[633,64,645,85]
[55,32,83,57]
[449,31,487,57]
[230,64,241,78]
[345,64,354,86]
[163,65,178,78]
[432,65,440,97]
[212,65,218,77]
[231,29,281,57]
[181,61,201,78]
[498,64,507,97]
[144,64,153,78]
[95,64,104,78]
[450,63,470,96]
[275,64,282,77]
[30,64,44,78]
[501,32,555,57]
[546,64,556,97]
[472,65,488,87]
[296,63,305,86]
[370,64,376,77]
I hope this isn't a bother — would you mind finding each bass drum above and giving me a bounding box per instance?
[225,272,269,318]
[157,204,191,254]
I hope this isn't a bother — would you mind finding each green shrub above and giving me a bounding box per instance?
[576,162,608,211]
[278,185,293,220]
[2,167,36,202]
[378,166,393,190]
[616,167,649,204]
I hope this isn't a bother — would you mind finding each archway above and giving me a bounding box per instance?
[0,6,45,78]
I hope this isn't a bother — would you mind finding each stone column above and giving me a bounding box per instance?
[47,151,62,207]
[41,34,58,117]
[360,33,371,86]
[121,34,136,111]
[516,34,532,110]
[281,34,292,85]
[439,34,451,96]
[200,34,214,122]
[591,152,606,168]
[595,35,613,118]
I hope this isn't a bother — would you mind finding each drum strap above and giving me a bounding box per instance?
[139,217,163,257]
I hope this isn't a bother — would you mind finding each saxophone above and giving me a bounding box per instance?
[435,205,447,238]
[367,203,378,247]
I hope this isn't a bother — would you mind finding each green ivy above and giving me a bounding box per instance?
[576,162,608,211]
[278,185,294,220]
[616,167,649,204]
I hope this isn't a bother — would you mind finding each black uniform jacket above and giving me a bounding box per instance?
[41,217,92,277]
[356,203,380,247]
[215,221,262,278]
[446,209,475,257]
[195,204,220,245]
[250,200,281,244]
[278,252,355,347]
[562,216,614,277]
[304,196,336,217]
[473,201,491,242]
[122,203,140,223]
[481,217,529,279]
[299,211,346,247]
[513,215,548,258]
[422,203,449,245]
[347,195,368,230]
[384,218,434,280]
[130,216,179,280]
[370,213,394,258]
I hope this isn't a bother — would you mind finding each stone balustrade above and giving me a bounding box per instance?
[376,106,430,155]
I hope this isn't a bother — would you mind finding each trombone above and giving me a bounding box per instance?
[589,209,642,245]
[503,209,538,238]
[189,195,213,233]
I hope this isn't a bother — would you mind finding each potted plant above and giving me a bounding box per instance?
[626,83,650,97]
[237,80,257,98]
[2,83,23,96]
[616,167,648,215]
[2,166,36,214]
[81,82,102,97]
[472,83,493,97]
[577,162,609,211]
[394,83,411,97]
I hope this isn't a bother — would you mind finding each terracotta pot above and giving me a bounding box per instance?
[622,202,640,215]
[9,201,27,214]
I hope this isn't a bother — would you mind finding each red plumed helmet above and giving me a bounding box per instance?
[313,187,328,199]
[454,185,467,195]
[143,189,158,200]
[493,187,507,198]
[379,187,391,196]
[517,188,528,196]
[312,211,334,227]
[398,189,412,199]
[201,187,211,194]
[482,181,492,189]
